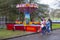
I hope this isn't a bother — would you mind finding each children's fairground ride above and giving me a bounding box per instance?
[6,2,41,32]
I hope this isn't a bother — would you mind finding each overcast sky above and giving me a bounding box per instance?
[36,0,60,9]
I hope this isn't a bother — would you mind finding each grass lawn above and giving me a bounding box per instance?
[0,29,29,39]
[0,24,60,39]
[52,24,60,29]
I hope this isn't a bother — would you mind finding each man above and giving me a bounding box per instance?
[48,18,52,31]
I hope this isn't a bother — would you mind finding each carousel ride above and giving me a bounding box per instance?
[6,3,41,32]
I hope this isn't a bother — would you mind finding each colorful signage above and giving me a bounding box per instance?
[24,11,30,24]
[16,3,38,8]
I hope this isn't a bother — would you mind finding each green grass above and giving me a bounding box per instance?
[0,29,28,39]
[52,24,60,29]
[0,24,60,39]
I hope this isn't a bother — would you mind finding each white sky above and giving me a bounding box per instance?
[36,0,60,9]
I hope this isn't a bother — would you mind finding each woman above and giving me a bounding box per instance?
[41,19,46,35]
[46,19,51,34]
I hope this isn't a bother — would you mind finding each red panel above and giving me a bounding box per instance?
[15,26,24,31]
[25,26,41,32]
[6,23,14,30]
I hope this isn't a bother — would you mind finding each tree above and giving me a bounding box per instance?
[0,0,24,21]
[30,3,49,20]
[0,0,49,22]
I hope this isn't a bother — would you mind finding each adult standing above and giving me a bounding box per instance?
[41,18,46,35]
[46,19,51,33]
[48,18,52,31]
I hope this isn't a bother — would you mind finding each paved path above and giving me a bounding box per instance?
[8,29,60,40]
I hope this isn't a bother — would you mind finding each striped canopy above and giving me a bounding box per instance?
[16,3,38,13]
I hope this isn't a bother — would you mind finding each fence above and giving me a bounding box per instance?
[0,16,6,28]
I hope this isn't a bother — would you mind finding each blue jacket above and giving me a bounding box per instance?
[46,21,50,28]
